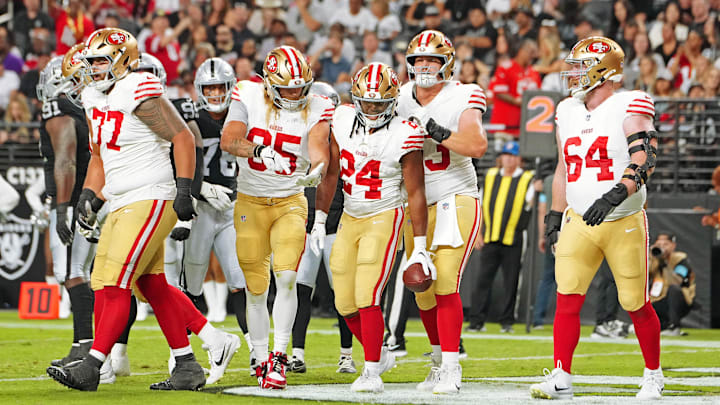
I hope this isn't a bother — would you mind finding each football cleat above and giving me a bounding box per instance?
[459,339,468,359]
[203,332,241,384]
[110,345,130,377]
[529,366,573,400]
[351,368,384,393]
[288,356,307,373]
[51,340,92,367]
[337,355,357,374]
[261,352,289,389]
[99,358,116,384]
[250,353,259,377]
[433,363,462,394]
[417,352,442,392]
[150,360,205,391]
[384,340,408,358]
[636,368,664,400]
[378,346,395,375]
[47,359,101,391]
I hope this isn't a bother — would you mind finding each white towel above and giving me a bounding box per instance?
[430,195,464,250]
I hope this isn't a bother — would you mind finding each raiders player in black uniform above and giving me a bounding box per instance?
[38,57,97,368]
[287,82,356,374]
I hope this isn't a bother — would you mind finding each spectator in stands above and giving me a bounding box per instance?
[702,68,720,96]
[467,141,537,334]
[627,32,666,77]
[534,31,563,76]
[216,23,242,65]
[458,59,481,85]
[235,56,262,82]
[416,5,448,38]
[192,42,216,72]
[13,0,55,55]
[0,62,20,114]
[19,48,51,109]
[0,28,24,76]
[513,6,538,43]
[569,17,595,49]
[632,55,662,93]
[352,31,393,71]
[700,166,720,227]
[240,38,264,73]
[668,28,706,93]
[285,0,324,49]
[444,0,474,23]
[689,0,713,31]
[405,0,444,32]
[145,11,184,84]
[207,0,232,32]
[649,231,697,336]
[248,0,287,39]
[307,23,357,68]
[488,39,541,147]
[329,0,377,40]
[226,5,255,47]
[608,0,635,44]
[649,1,689,50]
[21,27,51,71]
[258,19,287,63]
[652,69,675,97]
[130,0,155,27]
[370,0,401,51]
[656,22,681,66]
[454,7,497,63]
[182,25,210,70]
[310,31,352,86]
[0,93,34,144]
[53,0,95,56]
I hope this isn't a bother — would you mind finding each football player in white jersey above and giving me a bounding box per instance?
[529,37,662,400]
[221,45,334,389]
[46,28,232,392]
[396,30,487,394]
[326,62,432,393]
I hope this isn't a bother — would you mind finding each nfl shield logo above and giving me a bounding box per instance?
[240,215,247,222]
[442,202,450,210]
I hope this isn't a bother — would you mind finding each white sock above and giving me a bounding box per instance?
[197,322,223,346]
[365,361,381,376]
[292,348,305,361]
[171,345,193,357]
[272,271,298,354]
[247,289,270,360]
[215,282,228,315]
[111,343,127,358]
[244,332,253,352]
[442,351,459,367]
[89,349,106,362]
[340,347,352,357]
[203,281,217,314]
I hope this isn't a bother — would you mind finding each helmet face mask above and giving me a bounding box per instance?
[262,46,313,112]
[60,43,87,107]
[351,62,399,129]
[195,57,236,113]
[406,30,455,88]
[37,57,64,104]
[80,28,139,92]
[561,36,624,100]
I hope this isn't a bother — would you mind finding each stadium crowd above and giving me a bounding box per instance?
[2,0,720,145]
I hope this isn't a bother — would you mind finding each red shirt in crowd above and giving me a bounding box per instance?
[145,34,181,84]
[55,10,95,56]
[488,58,541,137]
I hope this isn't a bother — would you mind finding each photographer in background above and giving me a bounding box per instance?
[648,231,697,336]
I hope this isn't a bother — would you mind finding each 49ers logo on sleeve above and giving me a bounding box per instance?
[108,32,127,45]
[266,55,278,73]
[588,41,610,53]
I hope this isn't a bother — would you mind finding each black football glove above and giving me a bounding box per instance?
[425,118,452,143]
[56,202,74,246]
[170,220,192,241]
[583,183,629,226]
[544,210,563,246]
[173,177,196,221]
[76,188,104,222]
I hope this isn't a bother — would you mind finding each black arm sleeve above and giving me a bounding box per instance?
[192,146,203,198]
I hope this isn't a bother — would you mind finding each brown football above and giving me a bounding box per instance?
[403,262,433,292]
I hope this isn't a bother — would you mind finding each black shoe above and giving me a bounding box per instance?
[465,323,486,332]
[459,339,468,359]
[51,340,93,367]
[150,360,205,391]
[288,356,307,373]
[47,358,100,391]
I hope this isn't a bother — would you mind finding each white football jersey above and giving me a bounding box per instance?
[81,72,175,211]
[396,80,486,205]
[556,90,655,221]
[333,105,424,218]
[226,81,334,198]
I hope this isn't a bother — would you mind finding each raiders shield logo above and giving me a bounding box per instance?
[0,214,40,281]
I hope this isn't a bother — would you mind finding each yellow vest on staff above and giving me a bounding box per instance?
[482,167,534,245]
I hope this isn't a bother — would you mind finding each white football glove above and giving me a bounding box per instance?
[258,146,292,174]
[309,210,327,256]
[403,236,437,280]
[170,220,192,241]
[200,182,234,211]
[77,213,101,243]
[296,162,325,187]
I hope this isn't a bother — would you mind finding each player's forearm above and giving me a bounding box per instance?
[440,126,488,158]
[83,154,105,194]
[315,144,339,213]
[550,166,568,212]
[402,151,428,236]
[171,130,196,180]
[53,158,76,205]
[221,122,256,158]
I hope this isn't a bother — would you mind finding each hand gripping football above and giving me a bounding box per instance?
[403,262,433,293]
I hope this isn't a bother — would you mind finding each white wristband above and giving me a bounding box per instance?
[413,236,427,250]
[315,210,328,224]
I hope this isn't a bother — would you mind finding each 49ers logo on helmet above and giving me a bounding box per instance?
[108,32,127,45]
[588,41,610,54]
[389,70,399,86]
[266,55,278,73]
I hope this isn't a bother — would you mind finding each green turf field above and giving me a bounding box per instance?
[1,311,719,404]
